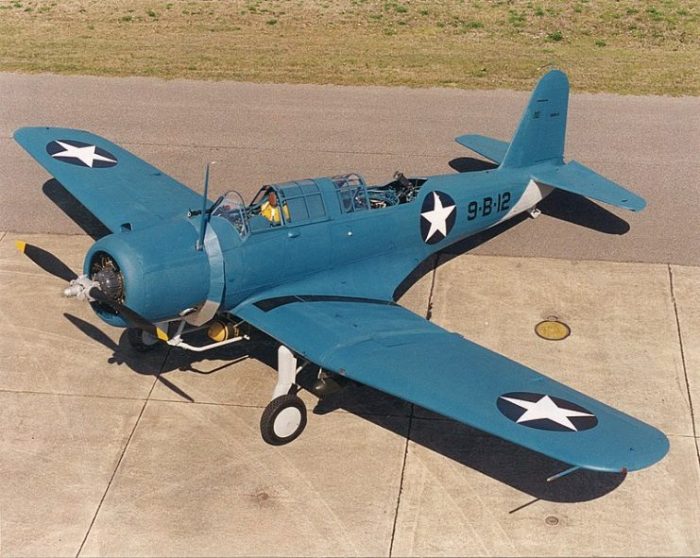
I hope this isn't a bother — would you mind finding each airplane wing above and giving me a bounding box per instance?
[455,134,509,164]
[14,127,203,232]
[234,295,668,473]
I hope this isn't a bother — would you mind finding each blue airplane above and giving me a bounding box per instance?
[15,70,668,480]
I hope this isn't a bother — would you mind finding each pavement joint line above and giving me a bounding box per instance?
[424,253,439,322]
[0,381,446,420]
[147,393,447,422]
[147,396,266,410]
[388,408,413,558]
[0,232,6,243]
[389,253,438,557]
[75,350,168,557]
[668,265,700,471]
[0,387,148,403]
[147,394,392,413]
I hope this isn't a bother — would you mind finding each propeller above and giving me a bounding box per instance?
[15,240,78,282]
[88,287,169,342]
[16,240,169,342]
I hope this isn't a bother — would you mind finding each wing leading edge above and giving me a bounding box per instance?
[235,296,668,473]
[15,127,203,232]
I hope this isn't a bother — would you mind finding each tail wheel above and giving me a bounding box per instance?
[127,327,160,352]
[260,393,307,445]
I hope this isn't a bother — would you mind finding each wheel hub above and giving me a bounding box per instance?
[273,407,303,438]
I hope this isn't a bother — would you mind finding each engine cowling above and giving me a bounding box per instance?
[84,220,212,327]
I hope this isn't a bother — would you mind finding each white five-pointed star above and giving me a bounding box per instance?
[421,192,455,241]
[51,141,116,168]
[500,394,594,431]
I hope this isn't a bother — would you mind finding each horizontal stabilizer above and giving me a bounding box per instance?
[533,161,646,212]
[455,134,509,164]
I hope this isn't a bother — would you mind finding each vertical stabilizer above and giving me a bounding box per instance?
[500,70,569,169]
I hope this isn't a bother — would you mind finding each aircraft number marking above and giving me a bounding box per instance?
[467,192,511,220]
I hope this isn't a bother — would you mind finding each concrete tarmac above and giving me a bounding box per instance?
[0,74,699,556]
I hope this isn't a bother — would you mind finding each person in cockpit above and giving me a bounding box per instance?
[260,189,290,224]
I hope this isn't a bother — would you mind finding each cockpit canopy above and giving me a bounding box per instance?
[332,173,369,213]
[249,179,328,229]
[212,191,249,237]
[215,172,427,238]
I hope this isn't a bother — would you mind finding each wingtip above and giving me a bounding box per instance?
[15,240,26,254]
[623,196,646,212]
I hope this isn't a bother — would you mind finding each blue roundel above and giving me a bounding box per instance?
[497,392,598,432]
[420,191,456,244]
[46,139,118,168]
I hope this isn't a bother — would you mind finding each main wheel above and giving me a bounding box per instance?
[260,393,307,445]
[126,327,160,352]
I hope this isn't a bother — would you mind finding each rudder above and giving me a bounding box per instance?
[500,70,569,169]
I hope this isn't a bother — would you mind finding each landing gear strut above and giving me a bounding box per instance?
[260,345,308,445]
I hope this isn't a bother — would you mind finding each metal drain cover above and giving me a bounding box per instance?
[535,318,571,341]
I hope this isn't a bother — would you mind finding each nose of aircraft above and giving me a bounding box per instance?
[84,220,212,327]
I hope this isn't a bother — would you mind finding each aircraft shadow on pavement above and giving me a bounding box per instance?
[394,191,630,301]
[448,157,498,173]
[394,213,529,301]
[64,313,257,403]
[539,189,630,235]
[313,383,626,504]
[64,312,624,503]
[43,179,111,239]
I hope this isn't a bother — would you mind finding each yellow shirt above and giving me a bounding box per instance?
[260,201,290,224]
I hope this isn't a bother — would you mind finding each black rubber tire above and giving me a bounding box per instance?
[260,393,307,445]
[126,327,160,352]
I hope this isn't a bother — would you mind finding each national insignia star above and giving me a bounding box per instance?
[50,141,116,168]
[500,394,594,431]
[421,192,455,242]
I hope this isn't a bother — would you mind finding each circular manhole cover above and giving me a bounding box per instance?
[535,318,571,341]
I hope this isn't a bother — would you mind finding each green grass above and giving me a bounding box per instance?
[0,0,698,95]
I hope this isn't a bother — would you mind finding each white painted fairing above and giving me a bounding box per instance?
[497,179,553,224]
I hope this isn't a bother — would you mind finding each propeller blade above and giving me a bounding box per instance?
[88,287,169,342]
[16,241,78,282]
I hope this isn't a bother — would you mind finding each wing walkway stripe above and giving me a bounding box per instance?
[254,294,398,312]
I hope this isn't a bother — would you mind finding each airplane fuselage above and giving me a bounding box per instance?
[86,165,554,327]
[221,167,551,306]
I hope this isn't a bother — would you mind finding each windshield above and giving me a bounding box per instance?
[213,191,249,238]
